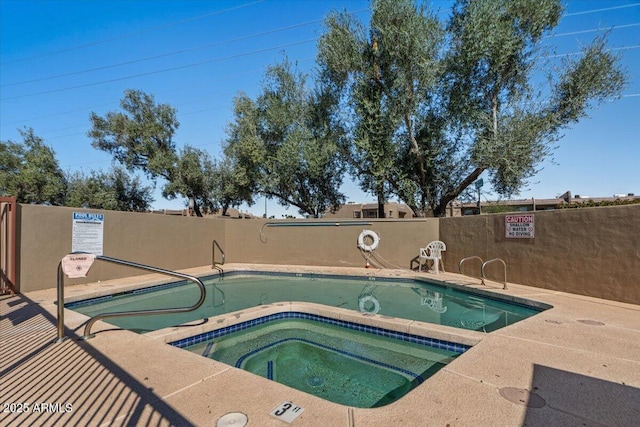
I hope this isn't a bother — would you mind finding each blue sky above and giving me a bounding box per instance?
[1,0,638,217]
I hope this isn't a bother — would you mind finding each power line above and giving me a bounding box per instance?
[0,0,266,66]
[545,44,640,58]
[1,13,350,87]
[2,14,628,88]
[0,101,118,126]
[563,2,640,17]
[2,2,637,129]
[3,3,628,87]
[549,22,640,38]
[0,38,316,101]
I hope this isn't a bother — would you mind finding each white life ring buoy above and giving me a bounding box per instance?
[358,229,380,252]
[359,295,381,314]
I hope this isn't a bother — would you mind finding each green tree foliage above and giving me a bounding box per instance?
[89,89,226,216]
[0,128,67,205]
[66,167,154,212]
[318,0,626,216]
[214,157,252,216]
[318,0,442,217]
[89,89,179,179]
[161,146,219,215]
[224,60,345,217]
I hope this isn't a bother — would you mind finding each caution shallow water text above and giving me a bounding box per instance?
[505,214,535,238]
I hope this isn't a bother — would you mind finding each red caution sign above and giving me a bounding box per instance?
[505,214,535,238]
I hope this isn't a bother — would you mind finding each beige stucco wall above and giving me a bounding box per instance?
[223,219,439,269]
[440,204,640,305]
[16,205,225,292]
[12,203,639,305]
[14,205,438,292]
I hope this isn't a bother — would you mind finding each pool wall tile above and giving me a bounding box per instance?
[169,311,472,355]
[407,321,484,347]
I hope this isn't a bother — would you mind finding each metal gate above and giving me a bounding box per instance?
[1,197,17,295]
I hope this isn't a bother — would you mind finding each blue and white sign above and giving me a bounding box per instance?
[72,212,104,255]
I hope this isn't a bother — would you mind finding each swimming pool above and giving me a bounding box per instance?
[170,311,468,408]
[66,271,547,333]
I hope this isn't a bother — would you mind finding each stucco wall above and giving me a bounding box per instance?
[223,219,439,269]
[16,205,225,292]
[440,204,640,304]
[12,203,639,305]
[14,205,438,292]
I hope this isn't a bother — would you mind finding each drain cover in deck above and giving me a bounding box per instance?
[217,412,248,427]
[499,387,546,408]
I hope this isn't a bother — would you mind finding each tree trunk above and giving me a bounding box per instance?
[376,183,385,218]
[193,202,203,217]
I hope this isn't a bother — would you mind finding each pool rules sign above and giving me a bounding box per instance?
[505,214,535,238]
[72,212,104,255]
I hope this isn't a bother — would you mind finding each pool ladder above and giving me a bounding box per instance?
[56,254,206,342]
[212,239,225,277]
[211,240,226,307]
[458,256,508,289]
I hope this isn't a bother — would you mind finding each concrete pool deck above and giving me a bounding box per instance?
[1,263,639,426]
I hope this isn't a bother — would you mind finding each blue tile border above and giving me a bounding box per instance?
[64,294,114,309]
[169,311,472,355]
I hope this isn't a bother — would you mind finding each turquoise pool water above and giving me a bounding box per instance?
[171,312,467,408]
[66,272,544,333]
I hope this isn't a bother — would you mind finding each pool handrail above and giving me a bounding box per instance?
[56,253,206,341]
[458,256,485,285]
[482,258,508,290]
[212,239,225,272]
[210,240,226,306]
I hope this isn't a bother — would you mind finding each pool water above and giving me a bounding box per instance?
[172,312,467,408]
[67,273,544,333]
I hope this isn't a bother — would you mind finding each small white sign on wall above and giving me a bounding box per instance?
[72,212,104,255]
[505,214,535,238]
[61,253,96,278]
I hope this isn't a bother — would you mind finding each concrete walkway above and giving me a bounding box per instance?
[1,264,639,426]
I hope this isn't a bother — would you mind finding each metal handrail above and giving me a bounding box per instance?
[211,240,226,306]
[482,258,507,290]
[458,256,485,285]
[56,254,206,341]
[212,239,225,270]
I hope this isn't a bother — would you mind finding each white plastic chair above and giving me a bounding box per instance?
[418,241,446,274]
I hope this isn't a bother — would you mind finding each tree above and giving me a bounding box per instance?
[214,156,253,216]
[318,0,442,217]
[66,167,154,212]
[318,0,626,216]
[161,146,218,215]
[0,127,67,205]
[428,0,626,216]
[224,60,345,217]
[89,89,217,216]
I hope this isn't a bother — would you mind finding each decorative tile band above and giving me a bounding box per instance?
[169,311,471,355]
[64,294,114,309]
